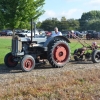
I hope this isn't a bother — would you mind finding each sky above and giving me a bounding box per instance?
[39,0,100,22]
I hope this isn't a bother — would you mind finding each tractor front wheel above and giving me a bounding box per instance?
[4,52,18,67]
[21,55,35,72]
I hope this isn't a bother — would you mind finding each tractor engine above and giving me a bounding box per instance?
[12,35,47,59]
[12,35,24,56]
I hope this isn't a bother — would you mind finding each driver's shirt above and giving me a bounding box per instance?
[51,31,62,37]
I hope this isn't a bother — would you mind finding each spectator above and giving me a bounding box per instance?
[45,31,51,38]
[71,30,76,39]
[68,31,72,38]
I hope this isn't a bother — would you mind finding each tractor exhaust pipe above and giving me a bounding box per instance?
[33,22,36,38]
[31,19,33,42]
[31,19,36,42]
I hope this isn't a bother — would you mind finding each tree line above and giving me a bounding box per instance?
[0,0,100,32]
[38,10,100,32]
[37,17,80,31]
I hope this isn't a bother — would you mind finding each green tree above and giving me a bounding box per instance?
[0,0,45,30]
[61,16,67,22]
[88,20,100,31]
[40,18,59,31]
[67,19,80,30]
[59,16,68,31]
[36,21,42,29]
[79,10,100,31]
[40,17,79,31]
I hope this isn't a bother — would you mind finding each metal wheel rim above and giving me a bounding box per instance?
[8,56,16,65]
[24,59,33,69]
[53,44,69,63]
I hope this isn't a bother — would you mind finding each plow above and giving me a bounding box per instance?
[73,35,100,63]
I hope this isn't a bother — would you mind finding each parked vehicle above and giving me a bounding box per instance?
[75,31,84,38]
[61,30,69,37]
[16,30,31,37]
[6,30,13,36]
[98,32,100,39]
[86,30,98,39]
[61,30,75,38]
[0,30,13,36]
[0,30,7,36]
[15,30,39,37]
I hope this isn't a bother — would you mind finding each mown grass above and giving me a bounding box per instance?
[69,40,82,53]
[0,37,11,64]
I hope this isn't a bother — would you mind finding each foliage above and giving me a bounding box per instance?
[40,17,80,31]
[40,18,60,31]
[61,16,67,22]
[87,20,100,31]
[67,19,80,30]
[0,0,45,29]
[36,21,42,29]
[79,10,100,31]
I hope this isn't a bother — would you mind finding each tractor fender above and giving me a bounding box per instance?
[43,36,70,47]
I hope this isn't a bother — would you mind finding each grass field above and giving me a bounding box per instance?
[0,37,11,64]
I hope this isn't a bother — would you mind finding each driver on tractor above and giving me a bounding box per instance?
[51,27,62,37]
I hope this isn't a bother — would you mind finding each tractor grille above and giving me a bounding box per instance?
[12,39,18,55]
[11,36,22,56]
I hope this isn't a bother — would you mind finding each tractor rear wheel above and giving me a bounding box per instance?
[47,40,70,68]
[21,55,35,72]
[4,52,18,67]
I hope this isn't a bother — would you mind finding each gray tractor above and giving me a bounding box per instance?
[4,21,71,72]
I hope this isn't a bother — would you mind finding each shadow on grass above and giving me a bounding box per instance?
[0,63,53,74]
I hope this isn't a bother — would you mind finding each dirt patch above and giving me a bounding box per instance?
[0,36,12,39]
[0,36,100,43]
[69,38,100,45]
